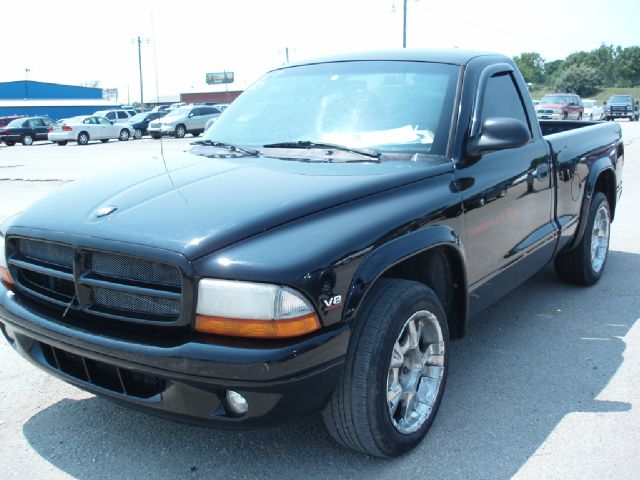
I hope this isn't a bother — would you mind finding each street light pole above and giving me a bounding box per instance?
[402,0,408,48]
[136,36,144,108]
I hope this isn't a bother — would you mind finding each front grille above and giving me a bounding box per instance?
[39,341,166,399]
[8,237,184,325]
[537,109,553,114]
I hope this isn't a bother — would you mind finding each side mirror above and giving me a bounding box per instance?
[467,118,531,157]
[604,101,607,105]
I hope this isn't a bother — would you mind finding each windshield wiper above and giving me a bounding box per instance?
[263,141,381,161]
[191,140,260,156]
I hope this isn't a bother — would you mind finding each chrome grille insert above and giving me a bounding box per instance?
[18,239,73,269]
[91,252,181,287]
[92,287,181,317]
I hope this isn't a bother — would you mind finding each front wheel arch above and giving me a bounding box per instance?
[344,226,468,340]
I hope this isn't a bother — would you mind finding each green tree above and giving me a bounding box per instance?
[544,59,564,80]
[615,46,640,87]
[553,65,601,97]
[513,52,545,84]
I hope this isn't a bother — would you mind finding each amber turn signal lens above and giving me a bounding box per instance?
[0,266,13,289]
[195,313,321,339]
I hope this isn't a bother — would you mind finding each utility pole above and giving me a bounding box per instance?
[24,68,30,98]
[136,36,144,108]
[402,0,408,48]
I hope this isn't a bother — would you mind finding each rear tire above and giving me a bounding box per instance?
[151,134,161,139]
[554,192,610,286]
[101,139,109,143]
[77,132,89,145]
[57,141,68,146]
[22,134,34,146]
[322,278,449,457]
[133,129,143,139]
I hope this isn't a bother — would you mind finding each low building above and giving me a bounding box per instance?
[0,80,119,120]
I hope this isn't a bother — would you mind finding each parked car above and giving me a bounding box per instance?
[93,109,138,124]
[127,111,167,139]
[0,116,55,146]
[147,105,221,138]
[604,95,639,121]
[535,93,583,120]
[166,102,187,111]
[47,115,134,145]
[0,115,25,128]
[0,50,623,458]
[581,99,604,120]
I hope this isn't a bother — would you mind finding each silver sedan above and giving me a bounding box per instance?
[47,115,134,146]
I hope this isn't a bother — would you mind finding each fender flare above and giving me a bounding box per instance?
[343,225,468,332]
[569,156,617,251]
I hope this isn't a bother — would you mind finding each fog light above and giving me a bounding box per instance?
[226,390,248,416]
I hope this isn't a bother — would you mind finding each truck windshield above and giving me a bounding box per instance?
[541,95,569,104]
[203,61,459,156]
[609,96,632,104]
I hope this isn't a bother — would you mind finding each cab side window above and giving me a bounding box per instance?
[117,111,128,119]
[482,72,530,132]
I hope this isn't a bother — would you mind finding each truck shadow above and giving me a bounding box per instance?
[21,250,638,479]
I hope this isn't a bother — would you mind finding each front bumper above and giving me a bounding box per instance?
[606,110,634,118]
[536,112,563,120]
[148,124,178,136]
[0,284,348,427]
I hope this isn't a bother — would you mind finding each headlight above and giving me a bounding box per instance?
[195,279,320,338]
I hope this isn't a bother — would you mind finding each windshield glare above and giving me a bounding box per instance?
[541,95,569,104]
[164,107,191,118]
[7,118,26,127]
[203,61,459,156]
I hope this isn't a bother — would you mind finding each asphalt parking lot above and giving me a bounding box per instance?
[1,127,639,479]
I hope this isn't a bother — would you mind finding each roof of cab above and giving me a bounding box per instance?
[282,49,503,69]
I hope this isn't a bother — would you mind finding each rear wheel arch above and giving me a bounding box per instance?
[344,229,468,340]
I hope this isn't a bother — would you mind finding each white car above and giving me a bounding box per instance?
[93,109,138,124]
[47,115,134,145]
[581,99,604,121]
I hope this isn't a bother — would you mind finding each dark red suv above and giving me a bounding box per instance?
[535,93,583,120]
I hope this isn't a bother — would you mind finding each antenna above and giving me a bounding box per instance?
[150,12,166,166]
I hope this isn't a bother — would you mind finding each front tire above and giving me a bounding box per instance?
[118,129,130,141]
[5,141,15,146]
[57,141,68,146]
[322,279,449,457]
[174,125,186,138]
[555,192,610,285]
[101,139,109,143]
[133,129,143,139]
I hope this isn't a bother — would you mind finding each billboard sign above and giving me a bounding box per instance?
[206,72,234,85]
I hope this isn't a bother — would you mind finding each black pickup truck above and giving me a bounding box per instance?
[0,50,623,457]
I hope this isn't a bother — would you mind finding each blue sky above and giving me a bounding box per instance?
[2,0,638,101]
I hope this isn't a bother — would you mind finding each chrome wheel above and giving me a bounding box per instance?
[134,129,143,139]
[119,129,130,141]
[22,135,33,146]
[590,204,610,273]
[387,310,445,434]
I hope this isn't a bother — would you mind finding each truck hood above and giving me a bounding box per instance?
[11,150,451,259]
